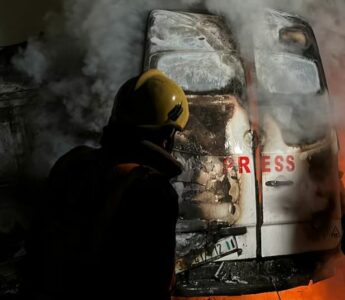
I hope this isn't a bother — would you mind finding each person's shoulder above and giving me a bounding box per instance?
[49,145,99,180]
[58,145,98,164]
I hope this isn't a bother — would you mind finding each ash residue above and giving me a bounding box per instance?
[175,254,318,296]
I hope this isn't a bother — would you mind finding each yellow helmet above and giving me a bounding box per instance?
[109,69,189,131]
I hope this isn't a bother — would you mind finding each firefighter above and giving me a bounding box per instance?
[26,69,189,300]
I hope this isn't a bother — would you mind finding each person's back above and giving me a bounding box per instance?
[26,69,189,300]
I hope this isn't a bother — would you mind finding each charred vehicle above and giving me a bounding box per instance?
[144,9,342,296]
[0,44,37,295]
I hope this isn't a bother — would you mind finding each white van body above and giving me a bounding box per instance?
[144,9,341,295]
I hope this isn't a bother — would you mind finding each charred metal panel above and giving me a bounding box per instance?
[172,95,257,266]
[173,95,256,226]
[174,95,234,156]
[173,96,239,224]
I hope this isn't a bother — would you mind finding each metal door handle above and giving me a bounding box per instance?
[265,180,294,187]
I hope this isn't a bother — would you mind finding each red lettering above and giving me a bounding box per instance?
[286,155,295,172]
[262,155,271,173]
[274,155,284,172]
[238,156,250,174]
[223,156,234,173]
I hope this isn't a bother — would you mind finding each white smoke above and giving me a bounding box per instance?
[11,0,345,175]
[12,0,202,175]
[204,0,345,129]
[13,0,202,133]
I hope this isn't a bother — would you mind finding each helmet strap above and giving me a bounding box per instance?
[162,128,176,153]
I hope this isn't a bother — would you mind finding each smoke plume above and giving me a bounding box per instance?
[12,0,345,176]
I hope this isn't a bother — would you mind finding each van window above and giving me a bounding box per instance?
[279,27,309,49]
[145,10,245,95]
[255,53,321,94]
[148,51,244,94]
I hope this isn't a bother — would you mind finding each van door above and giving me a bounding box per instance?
[144,10,258,272]
[254,10,342,257]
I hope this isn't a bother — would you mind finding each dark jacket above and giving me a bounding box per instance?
[28,138,182,300]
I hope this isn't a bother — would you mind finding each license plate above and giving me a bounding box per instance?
[176,236,239,273]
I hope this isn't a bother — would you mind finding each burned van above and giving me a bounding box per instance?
[144,9,341,296]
